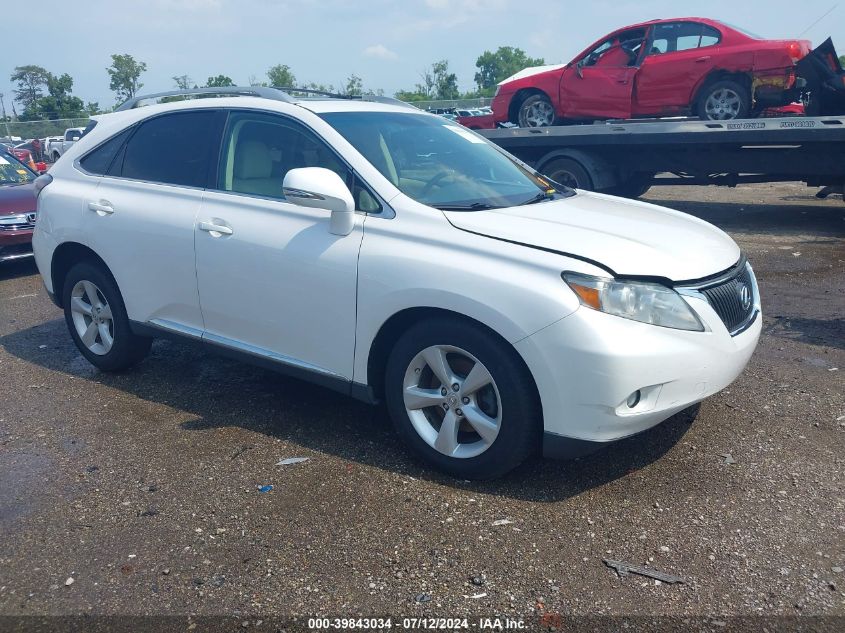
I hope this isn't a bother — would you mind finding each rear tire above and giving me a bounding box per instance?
[517,94,556,128]
[62,262,152,372]
[696,79,750,121]
[384,318,540,479]
[541,157,594,191]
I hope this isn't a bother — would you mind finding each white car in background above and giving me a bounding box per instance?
[32,87,761,478]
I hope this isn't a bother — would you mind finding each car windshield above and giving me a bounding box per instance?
[320,111,563,210]
[0,153,36,185]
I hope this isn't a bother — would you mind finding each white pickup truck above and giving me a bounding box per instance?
[47,128,85,162]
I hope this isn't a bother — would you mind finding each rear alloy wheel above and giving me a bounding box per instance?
[518,94,556,127]
[697,80,750,121]
[385,318,540,479]
[63,262,152,372]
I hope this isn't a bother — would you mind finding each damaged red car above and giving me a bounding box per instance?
[485,18,811,127]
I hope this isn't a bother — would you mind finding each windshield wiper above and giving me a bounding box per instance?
[432,202,501,211]
[519,190,557,206]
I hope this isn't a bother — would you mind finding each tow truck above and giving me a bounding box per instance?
[480,114,845,198]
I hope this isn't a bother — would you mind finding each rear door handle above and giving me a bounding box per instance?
[198,220,233,236]
[88,200,114,215]
[695,56,711,63]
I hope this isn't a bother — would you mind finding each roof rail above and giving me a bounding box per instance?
[272,86,419,110]
[116,85,419,112]
[115,86,294,111]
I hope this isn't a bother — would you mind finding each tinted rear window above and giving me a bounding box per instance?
[118,110,224,188]
[79,128,133,175]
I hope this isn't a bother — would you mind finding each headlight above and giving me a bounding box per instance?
[563,272,704,331]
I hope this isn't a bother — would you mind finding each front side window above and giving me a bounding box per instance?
[117,110,224,188]
[321,112,562,211]
[217,111,380,212]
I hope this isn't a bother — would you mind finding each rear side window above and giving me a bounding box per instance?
[79,128,133,175]
[118,110,224,188]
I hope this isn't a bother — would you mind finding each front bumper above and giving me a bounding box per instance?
[0,231,34,262]
[515,293,761,455]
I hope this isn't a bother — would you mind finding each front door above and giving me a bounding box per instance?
[194,110,364,380]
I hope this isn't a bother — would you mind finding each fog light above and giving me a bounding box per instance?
[626,390,641,409]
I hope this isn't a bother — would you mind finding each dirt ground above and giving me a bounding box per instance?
[0,182,842,629]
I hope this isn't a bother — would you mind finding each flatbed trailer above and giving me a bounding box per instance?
[479,116,845,198]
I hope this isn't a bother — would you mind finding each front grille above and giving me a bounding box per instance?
[0,221,35,232]
[699,264,756,333]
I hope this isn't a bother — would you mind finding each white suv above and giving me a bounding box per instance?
[32,87,761,479]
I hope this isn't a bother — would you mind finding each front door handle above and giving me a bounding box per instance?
[88,200,114,215]
[695,56,711,63]
[198,220,233,236]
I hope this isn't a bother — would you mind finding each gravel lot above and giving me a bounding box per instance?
[0,183,843,626]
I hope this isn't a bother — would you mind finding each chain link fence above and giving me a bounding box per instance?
[1,117,91,142]
[405,97,492,111]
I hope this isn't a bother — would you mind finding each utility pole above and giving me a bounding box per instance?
[0,92,11,140]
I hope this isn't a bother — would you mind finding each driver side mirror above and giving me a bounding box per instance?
[282,167,356,236]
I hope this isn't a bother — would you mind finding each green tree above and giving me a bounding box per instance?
[30,72,85,120]
[205,75,235,87]
[107,54,147,103]
[474,46,545,95]
[173,74,193,90]
[267,64,296,88]
[840,55,845,67]
[345,74,363,96]
[86,101,100,115]
[10,65,50,111]
[432,60,459,100]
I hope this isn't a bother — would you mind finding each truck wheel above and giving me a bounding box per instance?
[518,94,556,127]
[384,317,541,479]
[51,152,60,162]
[696,80,750,120]
[541,158,594,190]
[62,262,152,372]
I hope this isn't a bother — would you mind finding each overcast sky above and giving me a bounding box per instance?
[2,0,843,111]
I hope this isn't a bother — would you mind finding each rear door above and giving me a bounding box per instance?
[82,109,226,332]
[561,27,647,119]
[635,21,722,114]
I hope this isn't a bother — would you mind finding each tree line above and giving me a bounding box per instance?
[5,46,544,123]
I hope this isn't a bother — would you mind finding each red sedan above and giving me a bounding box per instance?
[487,18,811,127]
[0,151,38,263]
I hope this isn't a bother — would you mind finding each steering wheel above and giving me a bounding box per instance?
[421,170,457,197]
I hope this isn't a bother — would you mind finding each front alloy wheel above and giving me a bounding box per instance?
[385,317,540,479]
[518,94,555,127]
[403,345,502,459]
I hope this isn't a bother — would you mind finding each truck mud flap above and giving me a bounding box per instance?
[797,37,845,115]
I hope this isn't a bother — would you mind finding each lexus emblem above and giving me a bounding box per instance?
[738,283,751,311]
[26,212,37,223]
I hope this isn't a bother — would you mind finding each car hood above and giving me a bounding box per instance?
[499,64,566,85]
[0,182,37,215]
[443,191,740,282]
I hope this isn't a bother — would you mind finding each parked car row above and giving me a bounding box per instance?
[464,17,838,129]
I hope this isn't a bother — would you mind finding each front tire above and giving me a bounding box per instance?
[62,262,152,372]
[384,318,540,479]
[696,79,750,120]
[541,157,594,191]
[517,93,556,128]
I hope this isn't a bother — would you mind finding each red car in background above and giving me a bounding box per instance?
[0,151,38,263]
[484,18,811,127]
